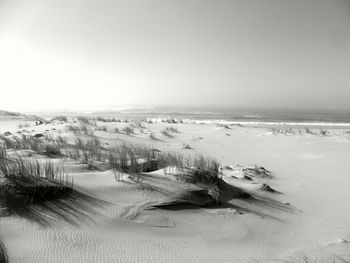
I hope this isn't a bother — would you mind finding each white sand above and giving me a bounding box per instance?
[1,115,350,262]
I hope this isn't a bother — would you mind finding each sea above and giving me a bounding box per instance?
[36,106,350,128]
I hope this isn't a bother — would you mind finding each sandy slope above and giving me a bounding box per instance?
[1,117,350,262]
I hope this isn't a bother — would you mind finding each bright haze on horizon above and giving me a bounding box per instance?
[0,0,349,112]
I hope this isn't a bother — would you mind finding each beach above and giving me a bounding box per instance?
[1,111,350,262]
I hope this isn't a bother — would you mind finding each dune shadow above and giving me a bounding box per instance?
[221,190,297,221]
[136,176,295,221]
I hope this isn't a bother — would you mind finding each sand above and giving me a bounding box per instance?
[1,114,350,262]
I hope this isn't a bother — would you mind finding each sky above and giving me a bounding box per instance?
[0,0,349,112]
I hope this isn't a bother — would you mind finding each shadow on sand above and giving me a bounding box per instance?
[135,175,295,221]
[0,186,108,227]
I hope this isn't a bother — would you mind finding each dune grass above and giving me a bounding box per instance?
[149,132,157,140]
[165,126,179,133]
[0,134,40,152]
[161,118,177,124]
[129,121,146,129]
[109,144,158,181]
[95,116,121,123]
[96,125,108,132]
[67,124,94,136]
[0,157,73,210]
[319,129,328,136]
[18,123,31,129]
[160,129,173,137]
[108,143,221,184]
[0,145,6,158]
[0,134,64,158]
[107,143,222,199]
[51,115,68,122]
[71,136,105,166]
[122,126,134,135]
[0,240,8,263]
[76,116,90,124]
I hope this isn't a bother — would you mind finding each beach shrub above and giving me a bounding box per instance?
[0,145,6,158]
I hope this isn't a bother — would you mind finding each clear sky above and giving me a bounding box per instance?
[0,0,349,111]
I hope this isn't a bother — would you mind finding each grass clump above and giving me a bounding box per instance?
[73,136,104,165]
[67,124,94,136]
[1,135,41,151]
[149,132,157,140]
[0,158,73,210]
[161,118,177,124]
[76,116,90,124]
[304,127,314,135]
[109,144,158,181]
[130,121,145,129]
[45,144,61,156]
[184,155,221,185]
[107,142,221,187]
[18,123,31,129]
[122,126,134,135]
[0,240,8,263]
[0,134,64,157]
[160,129,173,137]
[165,126,179,133]
[51,116,68,122]
[108,143,222,200]
[95,116,121,123]
[96,125,108,132]
[319,129,328,136]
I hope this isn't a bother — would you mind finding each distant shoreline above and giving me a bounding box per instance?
[15,107,350,128]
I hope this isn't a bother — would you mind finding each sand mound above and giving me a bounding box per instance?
[124,170,251,210]
[259,183,281,194]
[243,165,272,178]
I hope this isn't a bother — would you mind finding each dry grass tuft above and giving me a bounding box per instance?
[0,157,73,211]
[122,126,134,135]
[160,129,173,137]
[0,240,8,263]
